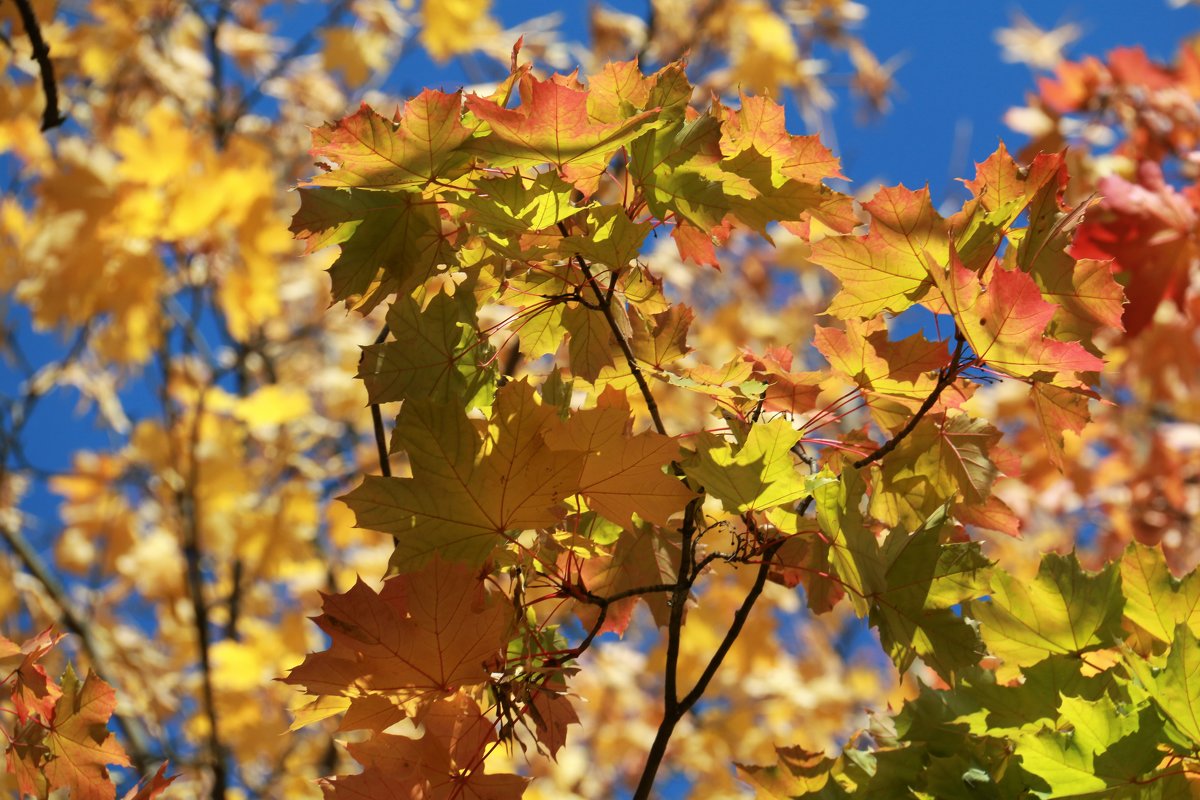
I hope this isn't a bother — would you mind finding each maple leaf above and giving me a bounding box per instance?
[814,469,884,617]
[42,667,131,800]
[869,414,1005,531]
[525,686,579,760]
[290,187,455,306]
[337,695,407,733]
[458,170,581,235]
[328,694,527,799]
[284,559,512,702]
[975,147,1129,342]
[810,184,945,318]
[631,304,693,371]
[929,250,1103,381]
[963,143,1061,215]
[343,381,585,571]
[1120,542,1200,645]
[1138,624,1200,751]
[768,525,845,613]
[0,627,64,723]
[871,512,990,680]
[716,94,845,184]
[545,388,694,528]
[1029,383,1094,470]
[682,419,808,513]
[815,317,950,431]
[121,763,176,800]
[308,93,472,189]
[576,523,681,635]
[972,552,1124,680]
[745,348,823,416]
[1013,696,1163,797]
[463,72,662,175]
[357,292,495,410]
[558,205,653,270]
[562,303,619,382]
[1072,161,1196,336]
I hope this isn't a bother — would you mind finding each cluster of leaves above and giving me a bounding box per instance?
[742,543,1200,798]
[1002,37,1200,567]
[1,628,172,799]
[276,38,1197,794]
[0,1,901,798]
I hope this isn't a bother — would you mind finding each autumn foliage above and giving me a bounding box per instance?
[4,1,1200,799]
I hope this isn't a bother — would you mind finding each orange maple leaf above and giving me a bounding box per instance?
[284,559,512,702]
[327,694,527,800]
[43,668,131,800]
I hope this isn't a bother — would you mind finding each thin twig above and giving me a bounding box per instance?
[557,222,669,437]
[207,0,230,145]
[852,331,967,470]
[362,324,392,478]
[177,385,228,800]
[11,0,65,130]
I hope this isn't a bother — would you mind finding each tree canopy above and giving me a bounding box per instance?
[2,2,1200,798]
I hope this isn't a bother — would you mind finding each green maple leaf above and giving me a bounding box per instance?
[459,170,582,234]
[682,419,809,513]
[815,468,884,617]
[872,512,990,680]
[343,382,585,571]
[1013,696,1163,798]
[558,205,653,270]
[953,656,1111,737]
[1121,542,1200,646]
[290,187,454,306]
[971,552,1124,680]
[1141,623,1200,748]
[358,292,495,411]
[562,303,618,382]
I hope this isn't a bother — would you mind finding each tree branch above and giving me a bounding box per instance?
[663,500,699,707]
[176,386,228,800]
[852,331,967,470]
[631,536,786,800]
[557,222,669,437]
[11,0,65,131]
[206,0,230,145]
